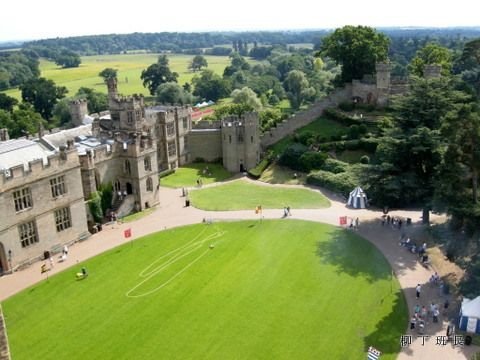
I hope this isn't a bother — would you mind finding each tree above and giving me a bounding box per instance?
[231,87,262,111]
[189,55,208,72]
[141,55,178,95]
[98,68,118,82]
[283,70,315,109]
[0,93,18,112]
[156,82,194,105]
[192,69,231,102]
[371,77,464,223]
[320,25,389,83]
[0,107,45,138]
[20,77,67,120]
[439,103,480,204]
[409,43,452,77]
[54,50,81,68]
[455,39,480,98]
[76,87,108,113]
[52,99,72,127]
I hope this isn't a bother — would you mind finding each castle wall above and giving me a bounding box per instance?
[186,130,222,162]
[260,87,350,148]
[0,149,88,270]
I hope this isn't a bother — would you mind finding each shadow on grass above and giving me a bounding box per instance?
[363,290,409,357]
[316,228,392,283]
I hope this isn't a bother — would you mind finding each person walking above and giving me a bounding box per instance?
[416,284,421,299]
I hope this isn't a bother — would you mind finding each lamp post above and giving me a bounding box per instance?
[8,249,12,273]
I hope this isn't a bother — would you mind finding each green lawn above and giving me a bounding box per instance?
[297,116,348,138]
[160,162,232,188]
[2,220,407,360]
[189,179,330,210]
[3,53,233,99]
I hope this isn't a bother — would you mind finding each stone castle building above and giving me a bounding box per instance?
[0,78,261,273]
[350,62,442,106]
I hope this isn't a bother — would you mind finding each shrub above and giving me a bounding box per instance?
[294,131,315,146]
[359,138,379,152]
[98,182,113,215]
[360,155,370,164]
[323,108,356,126]
[299,151,328,171]
[321,158,349,173]
[193,157,206,163]
[338,101,355,112]
[279,143,308,171]
[348,124,361,139]
[88,192,103,223]
[307,169,357,198]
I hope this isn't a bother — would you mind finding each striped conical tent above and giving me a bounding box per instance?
[347,186,368,209]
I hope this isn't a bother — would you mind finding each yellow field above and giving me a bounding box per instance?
[3,53,232,99]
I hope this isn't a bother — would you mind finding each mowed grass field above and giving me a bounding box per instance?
[2,220,407,360]
[160,162,232,188]
[3,53,233,100]
[189,179,330,210]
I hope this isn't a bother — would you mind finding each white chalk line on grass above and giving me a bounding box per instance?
[126,225,226,298]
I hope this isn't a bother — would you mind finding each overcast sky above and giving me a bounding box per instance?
[1,0,479,42]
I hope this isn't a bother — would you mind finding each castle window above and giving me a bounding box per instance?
[229,135,232,144]
[183,117,188,130]
[144,156,152,171]
[50,175,66,198]
[13,187,33,212]
[127,112,134,124]
[251,136,254,143]
[124,160,131,175]
[166,123,175,136]
[146,177,153,192]
[167,141,176,157]
[55,207,72,232]
[19,220,38,248]
[135,110,141,121]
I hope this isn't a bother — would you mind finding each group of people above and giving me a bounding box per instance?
[410,301,443,334]
[283,206,291,217]
[349,217,360,230]
[381,215,405,229]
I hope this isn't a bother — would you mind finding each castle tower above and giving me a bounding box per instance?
[69,99,89,126]
[221,112,260,173]
[375,62,391,106]
[424,64,442,79]
[106,77,118,100]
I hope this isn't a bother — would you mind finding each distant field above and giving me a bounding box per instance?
[3,53,233,99]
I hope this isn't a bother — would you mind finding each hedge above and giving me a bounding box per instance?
[307,169,358,197]
[159,168,175,178]
[248,158,271,179]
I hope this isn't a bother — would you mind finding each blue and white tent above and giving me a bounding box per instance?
[347,186,368,209]
[459,296,480,334]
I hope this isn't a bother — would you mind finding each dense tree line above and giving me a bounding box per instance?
[21,28,480,57]
[0,50,40,90]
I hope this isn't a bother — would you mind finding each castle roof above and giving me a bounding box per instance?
[0,139,53,171]
[42,124,93,150]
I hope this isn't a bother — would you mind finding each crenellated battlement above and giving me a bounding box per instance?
[1,148,80,188]
[221,112,259,128]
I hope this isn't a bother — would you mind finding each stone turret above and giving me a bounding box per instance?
[106,77,118,100]
[424,64,442,79]
[69,99,89,126]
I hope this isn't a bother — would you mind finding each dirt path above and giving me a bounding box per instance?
[0,179,478,359]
